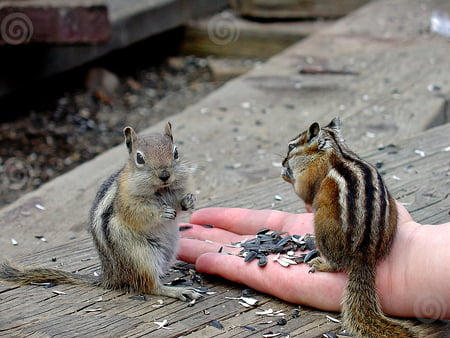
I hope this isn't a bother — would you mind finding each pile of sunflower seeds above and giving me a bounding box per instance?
[233,229,319,267]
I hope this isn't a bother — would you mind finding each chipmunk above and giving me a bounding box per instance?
[281,117,416,338]
[0,122,200,302]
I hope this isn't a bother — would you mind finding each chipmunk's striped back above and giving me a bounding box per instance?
[321,124,396,261]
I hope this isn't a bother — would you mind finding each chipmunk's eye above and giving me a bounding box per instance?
[288,143,296,152]
[136,151,145,166]
[173,146,179,160]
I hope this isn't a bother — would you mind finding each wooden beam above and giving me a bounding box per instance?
[0,0,110,45]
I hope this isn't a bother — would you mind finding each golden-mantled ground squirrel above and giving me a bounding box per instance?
[281,117,416,337]
[0,122,200,301]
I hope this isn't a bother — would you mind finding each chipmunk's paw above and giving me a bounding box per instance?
[180,193,196,211]
[307,257,337,273]
[156,285,203,302]
[162,204,177,221]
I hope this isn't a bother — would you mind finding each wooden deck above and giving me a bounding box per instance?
[1,124,449,336]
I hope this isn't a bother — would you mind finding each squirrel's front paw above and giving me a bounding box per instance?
[180,193,196,211]
[162,204,177,221]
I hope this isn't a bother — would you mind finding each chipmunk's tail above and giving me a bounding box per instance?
[343,263,417,338]
[0,261,98,287]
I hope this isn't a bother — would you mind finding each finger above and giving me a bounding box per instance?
[190,208,313,235]
[195,252,344,311]
[177,237,242,264]
[179,223,251,244]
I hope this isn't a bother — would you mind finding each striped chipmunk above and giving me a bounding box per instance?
[0,122,201,301]
[281,117,416,338]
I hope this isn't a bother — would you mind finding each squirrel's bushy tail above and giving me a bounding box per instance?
[343,264,416,338]
[0,261,96,286]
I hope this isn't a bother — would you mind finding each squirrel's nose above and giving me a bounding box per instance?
[159,170,170,182]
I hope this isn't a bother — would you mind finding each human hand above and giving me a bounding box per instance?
[178,203,433,318]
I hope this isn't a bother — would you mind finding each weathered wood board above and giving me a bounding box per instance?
[1,123,449,337]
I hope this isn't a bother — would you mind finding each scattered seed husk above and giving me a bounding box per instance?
[154,319,174,330]
[85,308,102,312]
[262,332,289,338]
[241,325,256,331]
[291,309,300,318]
[326,315,341,323]
[11,238,18,246]
[323,332,338,338]
[241,296,258,306]
[52,290,66,295]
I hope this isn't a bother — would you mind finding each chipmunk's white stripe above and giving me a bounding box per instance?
[328,168,348,232]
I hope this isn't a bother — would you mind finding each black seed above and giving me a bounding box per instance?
[244,251,258,263]
[291,309,300,318]
[242,288,255,297]
[304,234,316,250]
[209,320,224,330]
[44,283,57,289]
[276,318,287,325]
[258,255,268,267]
[200,224,214,228]
[129,295,146,301]
[303,249,319,263]
[179,225,193,232]
[257,228,271,235]
[323,333,338,338]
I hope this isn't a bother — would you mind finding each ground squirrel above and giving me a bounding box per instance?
[281,117,416,337]
[0,122,201,301]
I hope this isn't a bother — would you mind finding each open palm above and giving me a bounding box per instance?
[178,204,429,317]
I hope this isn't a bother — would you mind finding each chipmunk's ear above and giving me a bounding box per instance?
[325,117,344,142]
[326,117,341,131]
[123,126,138,154]
[307,122,320,143]
[164,122,173,142]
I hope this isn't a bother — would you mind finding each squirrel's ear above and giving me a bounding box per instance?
[165,122,173,142]
[123,126,137,154]
[307,122,320,143]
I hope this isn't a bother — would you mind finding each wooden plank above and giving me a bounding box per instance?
[0,0,109,45]
[181,11,332,58]
[229,0,371,19]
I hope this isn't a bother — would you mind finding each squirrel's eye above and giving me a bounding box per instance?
[173,146,179,160]
[288,144,296,152]
[136,152,145,165]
